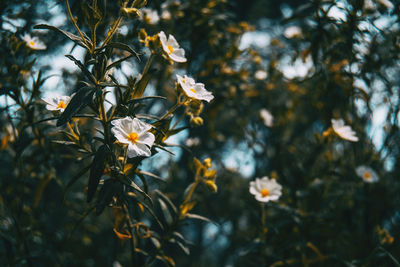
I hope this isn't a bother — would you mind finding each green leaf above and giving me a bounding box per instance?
[120,176,152,205]
[57,87,95,126]
[133,68,157,98]
[95,179,120,215]
[155,190,177,215]
[175,240,190,255]
[158,198,173,225]
[105,55,133,71]
[185,213,216,224]
[87,145,108,202]
[127,96,167,104]
[51,140,77,146]
[106,42,140,59]
[33,24,92,50]
[153,144,175,155]
[137,170,165,182]
[152,116,172,143]
[65,55,97,84]
[136,198,164,230]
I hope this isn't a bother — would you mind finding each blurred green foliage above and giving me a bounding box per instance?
[1,0,400,266]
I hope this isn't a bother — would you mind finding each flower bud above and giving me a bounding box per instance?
[132,0,147,8]
[121,7,141,18]
[203,180,218,193]
[138,28,148,44]
[186,99,203,116]
[203,158,212,169]
[190,116,203,127]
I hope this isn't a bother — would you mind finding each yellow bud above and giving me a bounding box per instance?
[121,7,141,18]
[204,169,217,180]
[187,99,203,115]
[322,128,332,137]
[203,158,212,168]
[138,28,148,44]
[190,116,203,127]
[132,0,147,8]
[180,201,196,216]
[204,180,218,193]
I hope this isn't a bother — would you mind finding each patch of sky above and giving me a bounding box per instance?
[203,221,232,252]
[222,139,255,178]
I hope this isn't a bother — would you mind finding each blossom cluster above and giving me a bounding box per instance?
[40,30,214,159]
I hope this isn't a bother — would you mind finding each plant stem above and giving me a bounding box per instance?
[142,53,154,78]
[160,103,179,120]
[65,0,90,49]
[123,203,137,267]
[261,203,268,238]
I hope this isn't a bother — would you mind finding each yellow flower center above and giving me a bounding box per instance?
[260,188,269,197]
[190,88,196,93]
[363,172,371,180]
[127,132,139,144]
[57,101,66,109]
[29,41,35,46]
[167,45,174,54]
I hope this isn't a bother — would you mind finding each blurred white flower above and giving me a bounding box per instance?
[185,137,200,147]
[356,165,379,183]
[283,26,302,39]
[259,109,273,127]
[42,95,71,112]
[364,0,376,10]
[176,74,214,102]
[254,70,268,80]
[249,176,282,203]
[378,0,394,8]
[111,117,155,158]
[161,10,171,20]
[331,119,358,142]
[159,31,187,62]
[141,8,160,24]
[21,34,46,50]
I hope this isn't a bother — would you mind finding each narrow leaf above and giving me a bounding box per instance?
[34,24,91,50]
[87,145,108,202]
[106,42,140,59]
[57,87,94,126]
[133,68,156,98]
[158,198,173,225]
[185,213,216,224]
[155,189,177,215]
[65,55,97,84]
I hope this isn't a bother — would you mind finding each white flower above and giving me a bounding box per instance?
[259,109,273,127]
[331,119,358,142]
[254,70,268,80]
[158,31,187,63]
[21,34,46,50]
[42,95,71,112]
[356,165,379,183]
[141,8,160,24]
[283,26,302,39]
[249,176,282,203]
[111,117,155,158]
[176,74,214,102]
